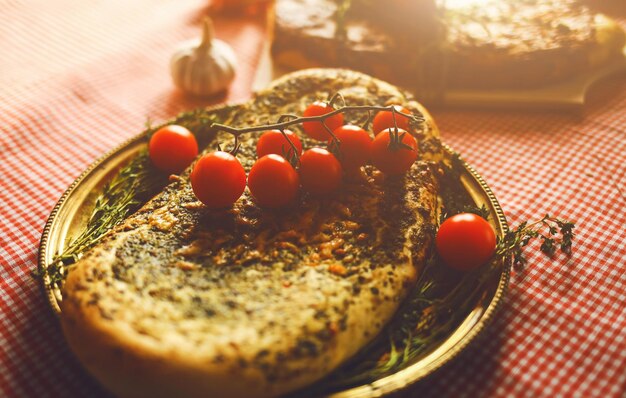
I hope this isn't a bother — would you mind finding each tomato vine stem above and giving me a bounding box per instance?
[210,105,425,136]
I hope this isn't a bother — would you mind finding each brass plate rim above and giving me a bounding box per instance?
[38,104,510,397]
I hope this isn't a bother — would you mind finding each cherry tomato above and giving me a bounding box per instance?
[256,129,303,159]
[370,128,418,175]
[190,151,246,209]
[330,125,372,171]
[372,105,412,135]
[302,101,344,141]
[436,213,496,271]
[299,148,342,195]
[149,125,198,174]
[248,154,300,208]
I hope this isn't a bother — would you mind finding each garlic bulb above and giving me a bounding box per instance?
[170,18,237,96]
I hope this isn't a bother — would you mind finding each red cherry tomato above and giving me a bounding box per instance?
[256,129,303,159]
[299,148,342,195]
[149,125,198,174]
[436,213,497,271]
[330,125,372,171]
[190,151,246,209]
[302,101,344,141]
[248,154,300,208]
[372,105,412,135]
[370,128,418,175]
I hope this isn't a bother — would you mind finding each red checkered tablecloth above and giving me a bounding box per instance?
[1,1,624,397]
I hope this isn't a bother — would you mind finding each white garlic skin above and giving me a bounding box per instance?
[170,20,237,97]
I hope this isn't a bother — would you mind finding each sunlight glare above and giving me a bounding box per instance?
[443,0,491,9]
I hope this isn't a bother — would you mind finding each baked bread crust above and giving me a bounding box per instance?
[61,69,442,398]
[272,0,626,90]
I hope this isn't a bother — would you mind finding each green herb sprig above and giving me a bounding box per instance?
[45,152,167,285]
[43,107,235,286]
[498,215,574,269]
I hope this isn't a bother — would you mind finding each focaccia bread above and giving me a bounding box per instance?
[60,69,443,398]
[272,0,626,90]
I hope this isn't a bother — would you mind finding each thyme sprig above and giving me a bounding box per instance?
[498,215,574,268]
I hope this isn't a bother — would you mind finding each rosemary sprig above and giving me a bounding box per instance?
[46,152,167,285]
[44,107,234,285]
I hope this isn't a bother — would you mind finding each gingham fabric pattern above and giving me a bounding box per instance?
[1,1,624,397]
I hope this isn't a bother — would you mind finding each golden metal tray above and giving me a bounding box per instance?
[38,104,510,397]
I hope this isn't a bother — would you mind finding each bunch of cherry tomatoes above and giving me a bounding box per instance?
[149,102,418,209]
[148,102,498,271]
